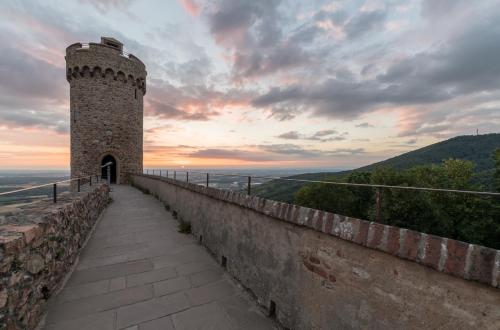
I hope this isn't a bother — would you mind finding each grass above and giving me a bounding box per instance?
[178,220,191,234]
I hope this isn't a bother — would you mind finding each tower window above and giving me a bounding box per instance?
[135,89,137,99]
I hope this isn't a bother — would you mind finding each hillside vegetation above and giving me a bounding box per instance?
[254,134,500,203]
[253,134,500,248]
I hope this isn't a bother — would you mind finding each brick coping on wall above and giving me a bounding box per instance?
[135,174,500,289]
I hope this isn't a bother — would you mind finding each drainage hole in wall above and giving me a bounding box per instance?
[269,300,276,318]
[221,256,227,268]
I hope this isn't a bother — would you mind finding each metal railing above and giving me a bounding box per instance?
[139,169,500,223]
[0,174,103,204]
[79,42,131,58]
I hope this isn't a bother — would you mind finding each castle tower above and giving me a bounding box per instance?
[65,37,146,184]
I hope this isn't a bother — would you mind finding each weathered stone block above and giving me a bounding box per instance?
[385,226,400,255]
[354,219,369,246]
[444,239,468,278]
[366,222,385,249]
[399,229,421,261]
[26,253,44,274]
[467,246,496,285]
[420,235,442,270]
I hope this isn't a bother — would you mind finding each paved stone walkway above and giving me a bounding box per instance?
[42,185,275,330]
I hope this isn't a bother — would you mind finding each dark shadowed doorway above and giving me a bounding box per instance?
[101,155,117,183]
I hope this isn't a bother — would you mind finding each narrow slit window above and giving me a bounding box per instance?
[134,88,137,99]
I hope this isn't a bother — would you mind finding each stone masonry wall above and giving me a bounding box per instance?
[66,41,146,184]
[0,185,110,329]
[132,174,500,330]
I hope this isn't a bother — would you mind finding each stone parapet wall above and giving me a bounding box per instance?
[0,185,110,329]
[132,174,500,329]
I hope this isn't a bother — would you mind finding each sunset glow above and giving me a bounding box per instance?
[1,0,499,170]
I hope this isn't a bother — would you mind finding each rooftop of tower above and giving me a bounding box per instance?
[65,36,146,70]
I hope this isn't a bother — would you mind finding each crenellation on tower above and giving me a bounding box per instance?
[65,37,146,184]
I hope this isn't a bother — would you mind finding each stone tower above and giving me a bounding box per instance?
[65,37,146,184]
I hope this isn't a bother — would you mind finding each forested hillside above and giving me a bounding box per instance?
[254,134,500,202]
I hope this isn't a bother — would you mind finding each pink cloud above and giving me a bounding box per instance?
[178,0,201,16]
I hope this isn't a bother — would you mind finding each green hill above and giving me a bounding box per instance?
[254,133,500,202]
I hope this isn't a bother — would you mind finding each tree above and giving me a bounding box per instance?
[494,149,500,192]
[293,159,500,249]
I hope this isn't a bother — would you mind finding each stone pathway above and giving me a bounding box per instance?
[42,185,275,330]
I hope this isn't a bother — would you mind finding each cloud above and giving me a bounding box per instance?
[253,78,447,119]
[0,110,68,134]
[266,105,302,121]
[146,79,253,121]
[276,131,300,139]
[253,11,500,121]
[0,46,68,134]
[204,0,320,80]
[345,9,387,39]
[79,0,136,13]
[144,124,176,134]
[420,0,468,21]
[312,129,337,138]
[356,122,374,128]
[232,43,310,79]
[163,56,212,85]
[207,0,281,46]
[276,129,345,142]
[188,148,272,161]
[259,144,364,157]
[187,144,365,162]
[0,48,65,101]
[178,0,201,16]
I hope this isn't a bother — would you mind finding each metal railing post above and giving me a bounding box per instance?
[77,178,81,192]
[186,172,189,182]
[159,169,162,177]
[147,169,149,175]
[107,165,111,186]
[53,184,57,203]
[166,170,169,178]
[206,173,209,187]
[376,188,382,223]
[247,176,251,195]
[174,171,176,180]
[153,169,155,175]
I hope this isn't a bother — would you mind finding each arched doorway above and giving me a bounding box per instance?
[101,155,117,183]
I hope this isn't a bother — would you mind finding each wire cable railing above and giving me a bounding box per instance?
[138,168,500,229]
[0,174,104,204]
[139,169,500,197]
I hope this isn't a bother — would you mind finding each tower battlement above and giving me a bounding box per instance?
[65,39,146,94]
[66,37,146,184]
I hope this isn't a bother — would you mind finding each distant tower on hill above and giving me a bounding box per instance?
[65,37,146,184]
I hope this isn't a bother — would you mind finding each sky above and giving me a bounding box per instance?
[0,0,499,170]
